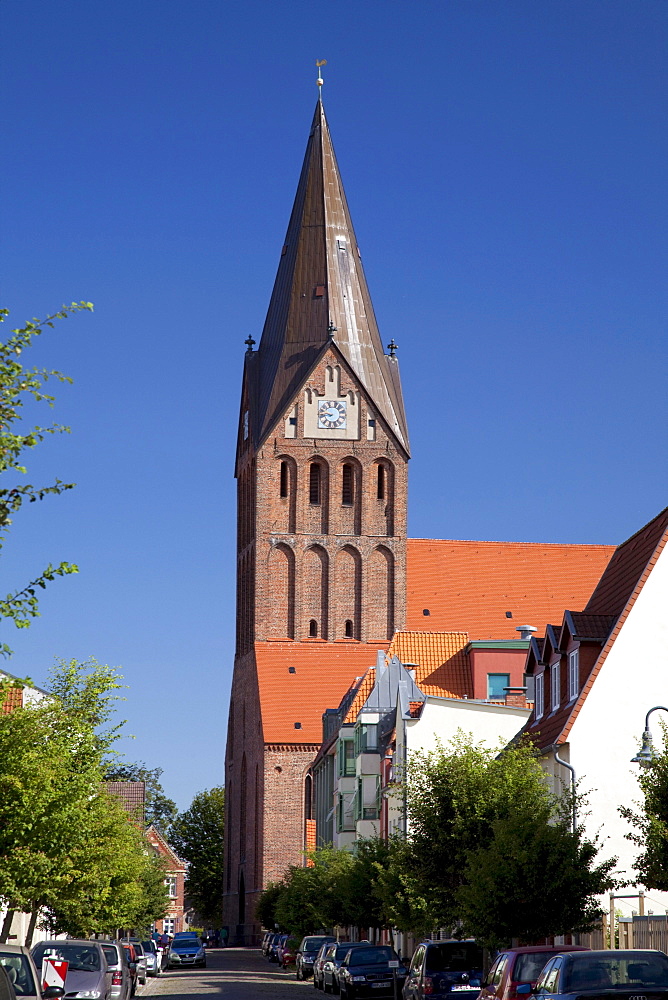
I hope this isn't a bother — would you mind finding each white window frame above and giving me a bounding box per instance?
[534,672,544,720]
[551,661,560,711]
[568,649,579,701]
[166,875,177,898]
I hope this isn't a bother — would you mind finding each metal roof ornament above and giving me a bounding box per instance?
[316,59,327,93]
[387,339,398,357]
[244,336,256,354]
[327,322,337,339]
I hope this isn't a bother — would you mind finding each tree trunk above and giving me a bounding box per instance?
[0,908,16,943]
[24,907,39,949]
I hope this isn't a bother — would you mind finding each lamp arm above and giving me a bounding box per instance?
[645,706,668,731]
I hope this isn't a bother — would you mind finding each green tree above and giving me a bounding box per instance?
[0,658,168,943]
[621,721,668,890]
[458,808,615,948]
[395,733,615,942]
[339,837,393,932]
[104,761,178,833]
[255,881,285,930]
[274,847,355,937]
[0,303,92,656]
[169,787,225,924]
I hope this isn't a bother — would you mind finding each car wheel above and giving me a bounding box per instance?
[324,980,331,995]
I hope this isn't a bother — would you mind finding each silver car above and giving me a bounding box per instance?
[31,942,109,1000]
[138,944,159,979]
[0,944,62,1000]
[99,944,131,1000]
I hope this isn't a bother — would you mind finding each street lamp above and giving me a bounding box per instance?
[631,706,668,768]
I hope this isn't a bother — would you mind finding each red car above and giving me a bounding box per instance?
[480,947,589,1000]
[279,937,299,968]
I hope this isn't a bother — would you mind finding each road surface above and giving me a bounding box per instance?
[142,947,310,1000]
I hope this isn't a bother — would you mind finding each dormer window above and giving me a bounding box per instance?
[551,662,560,711]
[568,649,579,701]
[534,672,544,721]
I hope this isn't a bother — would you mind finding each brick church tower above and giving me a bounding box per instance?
[223,98,409,942]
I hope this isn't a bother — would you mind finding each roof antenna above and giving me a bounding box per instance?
[316,59,327,95]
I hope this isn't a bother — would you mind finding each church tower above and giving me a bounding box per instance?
[224,98,409,942]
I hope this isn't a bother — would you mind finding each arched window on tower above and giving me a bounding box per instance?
[309,463,321,505]
[342,463,354,506]
[345,619,354,638]
[280,461,288,498]
[309,619,318,638]
[377,464,385,500]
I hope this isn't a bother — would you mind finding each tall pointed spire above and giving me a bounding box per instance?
[250,100,409,452]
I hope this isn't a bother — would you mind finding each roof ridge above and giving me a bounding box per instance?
[409,537,616,548]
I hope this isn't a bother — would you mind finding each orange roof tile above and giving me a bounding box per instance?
[407,539,615,640]
[388,631,470,697]
[255,641,388,744]
[343,668,377,724]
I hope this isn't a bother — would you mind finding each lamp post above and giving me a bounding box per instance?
[631,706,668,767]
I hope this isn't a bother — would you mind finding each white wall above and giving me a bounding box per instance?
[568,544,668,910]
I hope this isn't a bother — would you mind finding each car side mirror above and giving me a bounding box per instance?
[43,989,65,999]
[516,985,533,995]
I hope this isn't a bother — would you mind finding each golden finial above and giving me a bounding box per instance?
[316,59,327,91]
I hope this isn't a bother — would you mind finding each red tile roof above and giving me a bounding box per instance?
[387,631,470,697]
[255,641,387,744]
[343,668,377,724]
[406,538,615,639]
[523,507,668,750]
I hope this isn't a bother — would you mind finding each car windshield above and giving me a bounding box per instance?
[33,944,101,972]
[348,948,397,967]
[173,942,199,951]
[426,943,483,973]
[0,954,37,997]
[514,953,559,983]
[303,938,332,952]
[141,943,154,954]
[563,955,668,991]
[336,945,354,959]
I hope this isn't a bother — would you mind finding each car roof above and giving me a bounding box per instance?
[504,946,588,955]
[0,946,28,956]
[565,950,664,959]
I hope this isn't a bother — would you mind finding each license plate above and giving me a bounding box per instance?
[452,988,475,992]
[372,984,388,989]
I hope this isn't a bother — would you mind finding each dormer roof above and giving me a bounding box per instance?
[247,99,409,453]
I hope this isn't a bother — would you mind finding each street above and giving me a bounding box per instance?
[142,948,310,1000]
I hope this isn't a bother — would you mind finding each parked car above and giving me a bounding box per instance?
[279,938,300,969]
[267,931,283,962]
[32,941,110,1000]
[99,942,132,1000]
[0,943,63,1000]
[403,939,483,1000]
[272,935,288,965]
[296,937,337,980]
[126,944,146,989]
[121,944,138,996]
[318,942,370,993]
[479,946,589,1000]
[525,949,668,1000]
[339,945,408,1000]
[262,933,276,958]
[167,940,206,970]
[139,942,160,979]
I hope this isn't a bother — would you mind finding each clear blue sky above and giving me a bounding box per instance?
[1,0,666,809]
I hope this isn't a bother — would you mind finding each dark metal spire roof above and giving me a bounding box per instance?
[250,99,409,452]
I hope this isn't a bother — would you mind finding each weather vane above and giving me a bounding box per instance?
[316,59,327,92]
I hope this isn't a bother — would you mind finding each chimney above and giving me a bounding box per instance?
[403,662,419,682]
[516,625,537,642]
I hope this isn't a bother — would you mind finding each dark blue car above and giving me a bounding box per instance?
[519,949,668,1000]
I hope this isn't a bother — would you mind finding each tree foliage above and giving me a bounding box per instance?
[254,881,285,930]
[621,721,668,890]
[104,761,178,834]
[0,658,168,942]
[395,734,614,945]
[169,787,225,924]
[0,303,93,656]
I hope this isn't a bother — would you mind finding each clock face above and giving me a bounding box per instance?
[317,399,347,430]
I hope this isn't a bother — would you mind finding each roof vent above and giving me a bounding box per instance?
[294,722,302,729]
[516,625,537,641]
[422,609,430,616]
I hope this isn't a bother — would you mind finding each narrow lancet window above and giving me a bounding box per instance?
[280,461,288,498]
[342,464,354,506]
[344,619,354,638]
[309,619,318,638]
[309,463,321,505]
[377,465,385,500]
